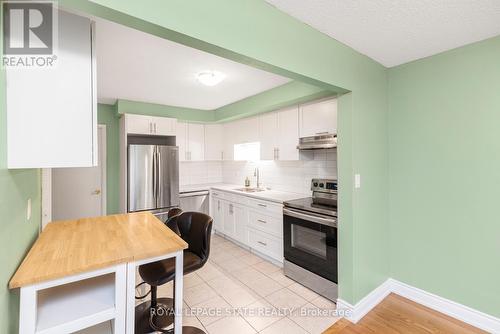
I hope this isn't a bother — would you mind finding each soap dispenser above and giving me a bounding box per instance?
[245,176,251,187]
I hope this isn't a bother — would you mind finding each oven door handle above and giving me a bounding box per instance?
[283,208,337,228]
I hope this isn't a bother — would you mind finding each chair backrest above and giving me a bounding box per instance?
[176,212,213,264]
[165,208,183,235]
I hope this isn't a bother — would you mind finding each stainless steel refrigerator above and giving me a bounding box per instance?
[128,144,179,213]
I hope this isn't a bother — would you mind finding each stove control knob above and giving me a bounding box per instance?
[313,182,318,187]
[319,183,324,188]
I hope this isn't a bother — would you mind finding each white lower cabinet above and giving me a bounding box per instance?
[210,189,283,263]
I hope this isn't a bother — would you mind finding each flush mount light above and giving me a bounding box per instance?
[196,70,226,86]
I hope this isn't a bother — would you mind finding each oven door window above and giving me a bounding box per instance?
[291,225,327,259]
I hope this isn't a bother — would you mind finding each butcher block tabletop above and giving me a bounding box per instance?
[9,212,187,289]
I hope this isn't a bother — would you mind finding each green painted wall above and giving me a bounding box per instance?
[388,36,500,317]
[117,99,216,122]
[116,81,333,123]
[214,81,333,121]
[60,0,390,305]
[0,63,41,334]
[98,104,120,214]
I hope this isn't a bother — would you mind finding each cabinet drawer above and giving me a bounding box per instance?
[248,210,282,237]
[246,198,282,216]
[210,190,226,200]
[248,228,282,262]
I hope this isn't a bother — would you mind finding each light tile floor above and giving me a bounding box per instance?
[136,233,339,334]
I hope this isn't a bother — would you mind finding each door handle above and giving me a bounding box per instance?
[149,122,153,134]
[257,219,267,224]
[91,189,101,195]
[154,123,157,134]
[258,241,267,246]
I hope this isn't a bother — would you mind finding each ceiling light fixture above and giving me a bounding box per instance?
[196,70,225,86]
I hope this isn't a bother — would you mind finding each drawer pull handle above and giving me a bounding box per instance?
[257,219,267,224]
[258,204,267,207]
[258,241,267,246]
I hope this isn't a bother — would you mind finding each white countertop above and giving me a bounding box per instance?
[180,183,306,204]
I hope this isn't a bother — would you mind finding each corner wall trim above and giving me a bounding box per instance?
[337,278,500,333]
[336,279,393,323]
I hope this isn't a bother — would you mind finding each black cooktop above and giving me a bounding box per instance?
[284,197,337,217]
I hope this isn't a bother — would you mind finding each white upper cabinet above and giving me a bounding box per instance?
[222,122,235,161]
[125,114,153,135]
[299,98,337,137]
[154,116,177,135]
[204,124,224,161]
[188,123,205,161]
[125,114,176,136]
[259,112,278,160]
[176,122,205,161]
[176,122,187,162]
[277,106,300,160]
[7,11,96,168]
[259,106,299,161]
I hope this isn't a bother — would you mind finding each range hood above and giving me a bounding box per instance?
[297,134,337,150]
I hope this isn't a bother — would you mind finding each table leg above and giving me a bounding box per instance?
[174,250,184,334]
[19,285,36,334]
[126,261,137,334]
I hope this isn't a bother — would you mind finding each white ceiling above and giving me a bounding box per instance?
[266,0,500,67]
[95,19,290,109]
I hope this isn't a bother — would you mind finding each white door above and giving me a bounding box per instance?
[259,112,278,160]
[176,121,187,161]
[126,114,152,135]
[52,126,106,221]
[277,106,300,160]
[205,124,224,161]
[153,116,177,135]
[299,98,338,137]
[188,123,205,161]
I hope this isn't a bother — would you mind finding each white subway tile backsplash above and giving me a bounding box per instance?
[180,149,337,194]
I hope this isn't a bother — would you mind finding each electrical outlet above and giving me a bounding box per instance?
[354,174,361,189]
[27,198,32,221]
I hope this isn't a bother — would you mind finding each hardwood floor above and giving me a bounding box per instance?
[323,293,487,334]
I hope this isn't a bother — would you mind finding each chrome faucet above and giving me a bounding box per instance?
[254,167,261,189]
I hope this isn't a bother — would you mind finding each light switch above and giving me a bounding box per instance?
[354,174,361,189]
[27,198,32,221]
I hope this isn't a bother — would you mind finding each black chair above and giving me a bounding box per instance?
[135,212,213,334]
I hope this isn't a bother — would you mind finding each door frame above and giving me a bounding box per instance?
[41,124,107,230]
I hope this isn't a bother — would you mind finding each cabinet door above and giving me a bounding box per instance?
[223,202,235,237]
[234,204,248,244]
[153,117,177,135]
[204,124,224,161]
[211,198,224,231]
[277,106,299,160]
[223,122,235,161]
[187,123,205,161]
[176,122,187,161]
[259,112,278,160]
[7,11,96,168]
[126,114,152,135]
[299,98,338,137]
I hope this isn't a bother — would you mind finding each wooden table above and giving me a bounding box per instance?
[9,212,188,334]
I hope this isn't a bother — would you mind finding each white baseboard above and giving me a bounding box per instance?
[337,278,500,333]
[336,279,393,323]
[389,278,500,333]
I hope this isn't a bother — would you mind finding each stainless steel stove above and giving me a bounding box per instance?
[283,178,338,301]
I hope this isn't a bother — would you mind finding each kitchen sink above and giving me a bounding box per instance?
[234,187,266,193]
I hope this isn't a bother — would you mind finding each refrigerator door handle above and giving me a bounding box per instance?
[153,146,158,206]
[156,148,162,207]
